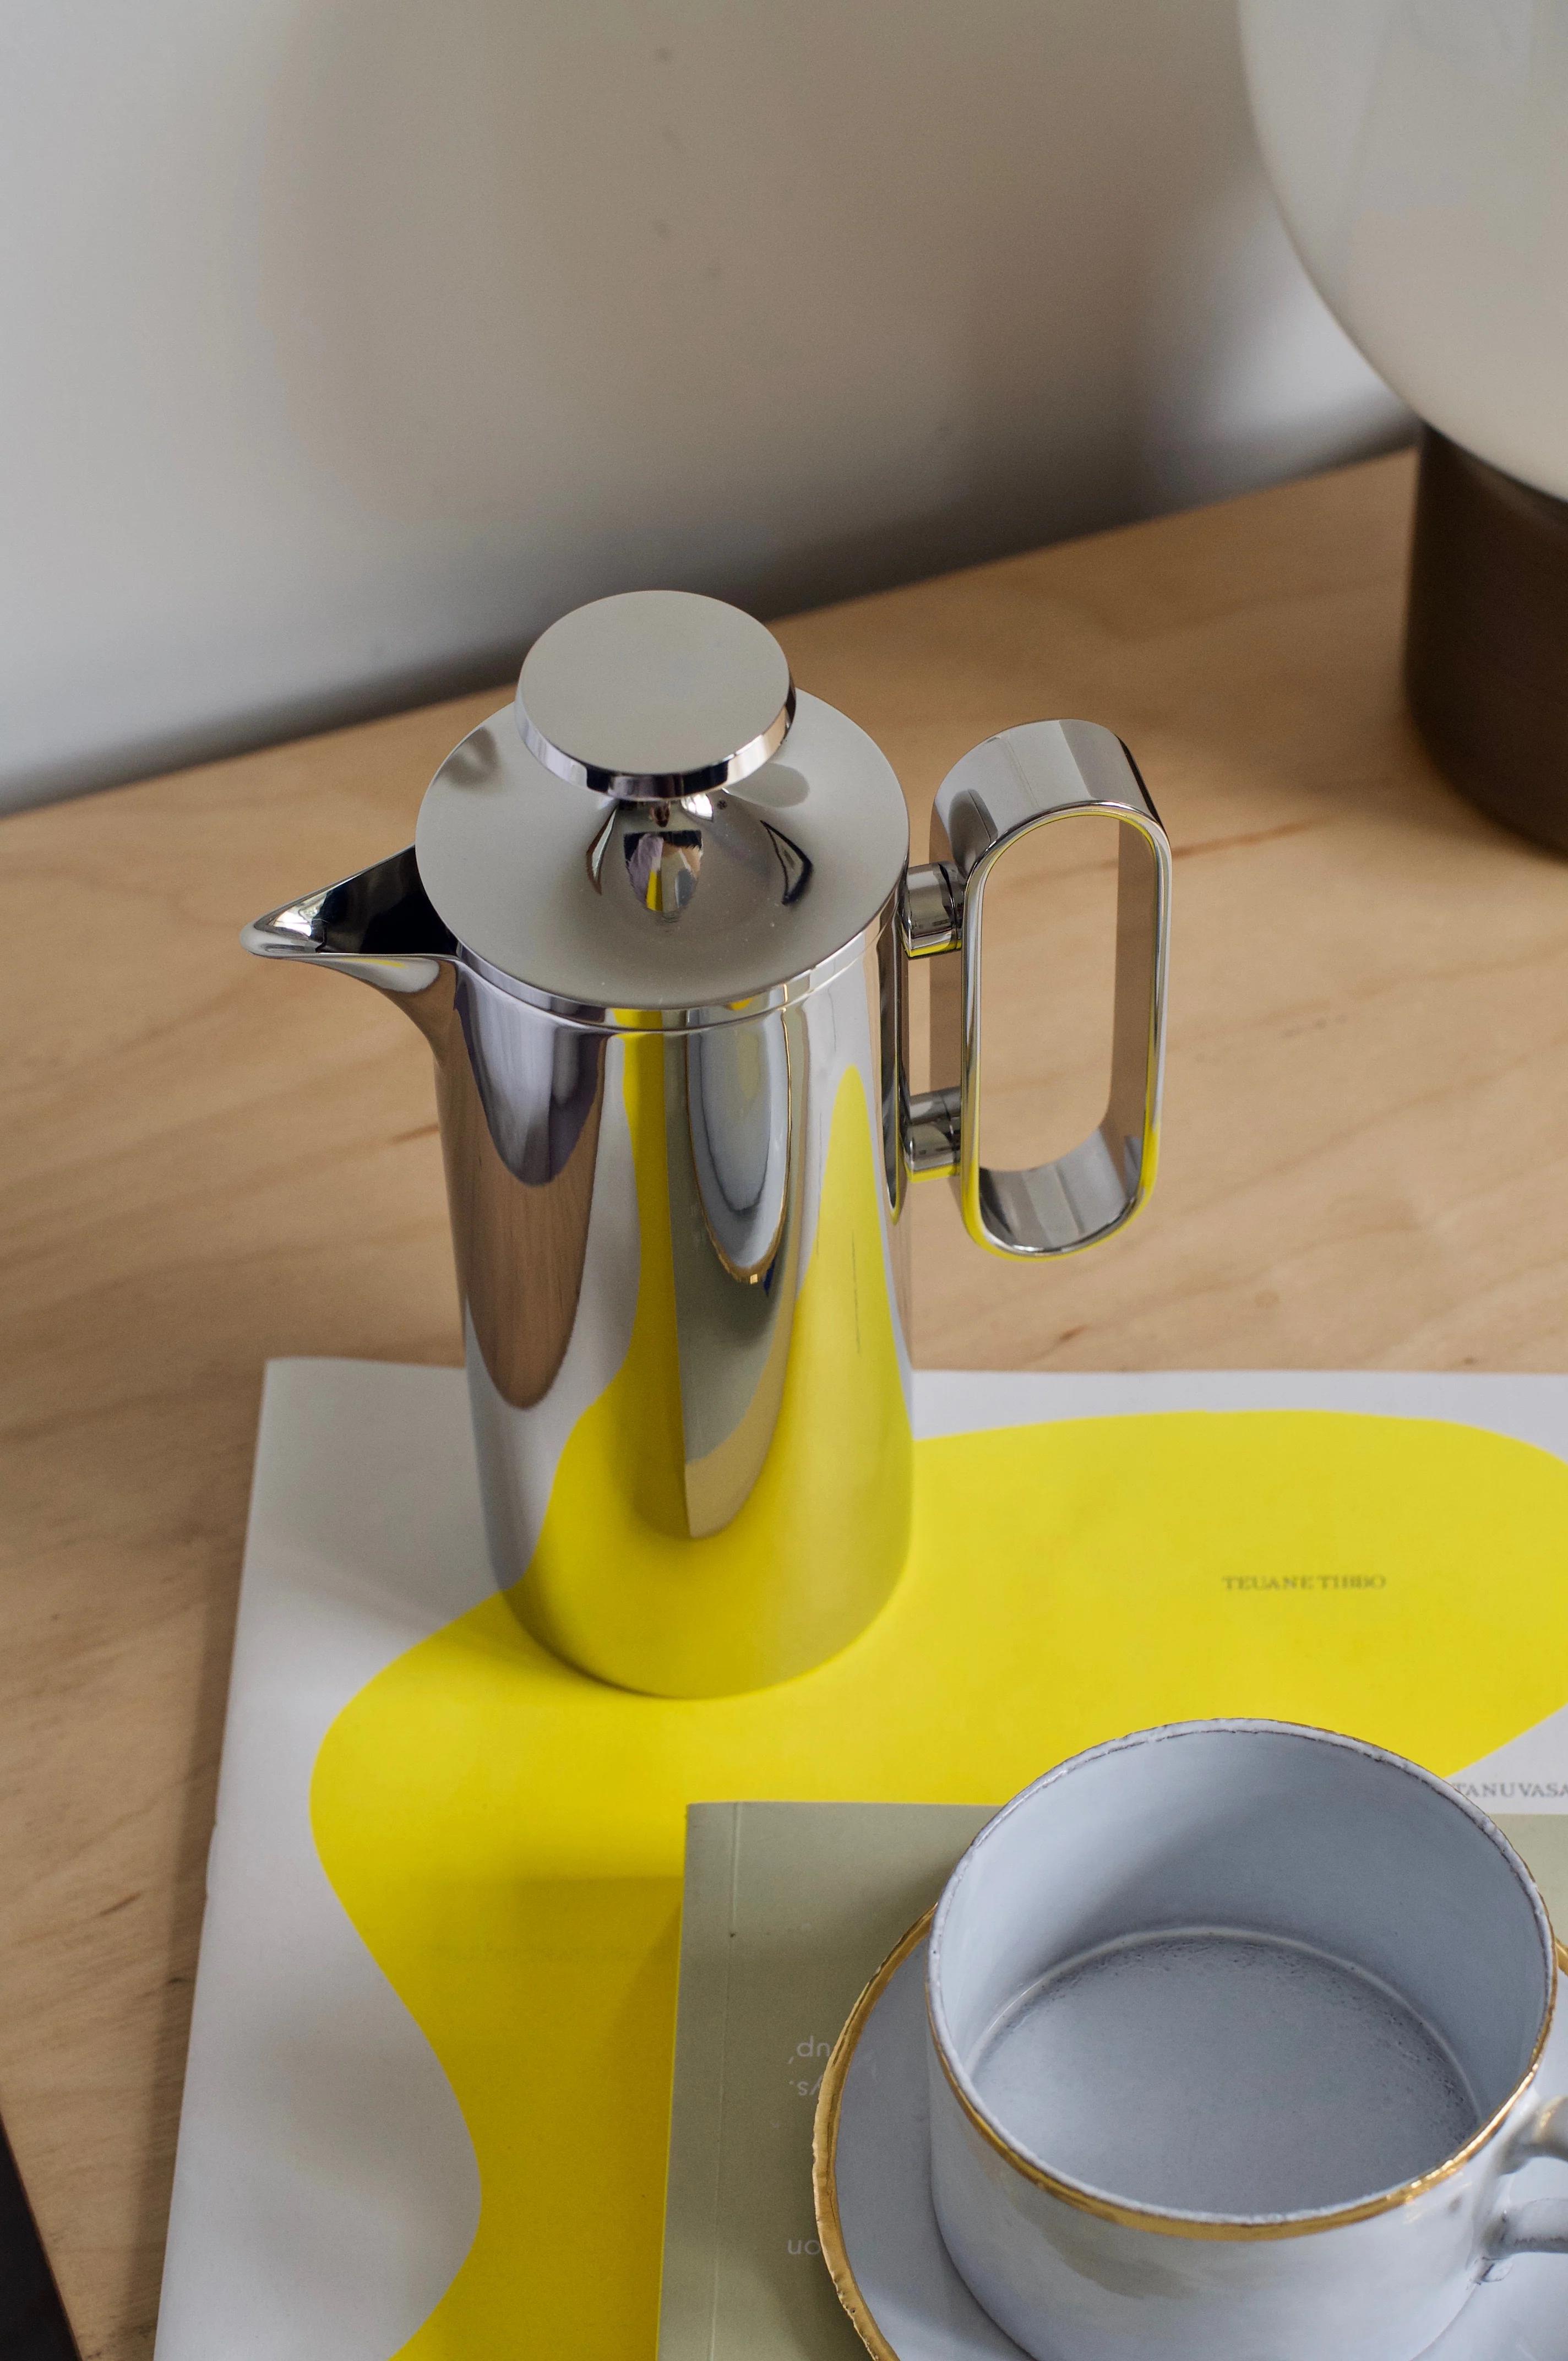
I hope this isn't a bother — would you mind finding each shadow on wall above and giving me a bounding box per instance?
[3,0,1405,807]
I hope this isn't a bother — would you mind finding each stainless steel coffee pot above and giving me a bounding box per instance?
[244,592,1169,1697]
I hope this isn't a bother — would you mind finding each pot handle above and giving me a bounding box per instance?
[1482,2091,1568,2273]
[901,721,1170,1259]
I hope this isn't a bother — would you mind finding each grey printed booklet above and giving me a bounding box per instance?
[654,1801,1568,2361]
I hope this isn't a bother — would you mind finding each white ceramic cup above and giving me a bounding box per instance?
[925,1721,1568,2361]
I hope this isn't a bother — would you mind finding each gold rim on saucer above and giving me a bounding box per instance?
[813,1907,934,2361]
[813,1912,1568,2353]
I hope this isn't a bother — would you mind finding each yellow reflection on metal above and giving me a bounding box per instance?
[509,1047,912,1696]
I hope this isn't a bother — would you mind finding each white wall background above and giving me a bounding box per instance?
[0,0,1404,812]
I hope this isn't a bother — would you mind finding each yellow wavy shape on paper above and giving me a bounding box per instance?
[311,1067,1568,2356]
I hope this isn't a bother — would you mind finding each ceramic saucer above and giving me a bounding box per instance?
[813,1914,1568,2361]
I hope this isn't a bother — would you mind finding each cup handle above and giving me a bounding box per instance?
[901,720,1171,1259]
[1488,2202,1568,2261]
[1482,2093,1568,2272]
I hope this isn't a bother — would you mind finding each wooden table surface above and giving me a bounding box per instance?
[7,448,1568,2356]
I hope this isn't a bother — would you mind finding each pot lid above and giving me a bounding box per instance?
[515,590,794,798]
[415,591,908,1015]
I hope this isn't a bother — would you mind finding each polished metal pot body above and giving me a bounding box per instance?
[434,907,913,1698]
[248,843,914,1696]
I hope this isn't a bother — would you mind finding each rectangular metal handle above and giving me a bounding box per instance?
[901,720,1170,1259]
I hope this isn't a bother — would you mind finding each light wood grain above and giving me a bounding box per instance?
[6,449,1567,2357]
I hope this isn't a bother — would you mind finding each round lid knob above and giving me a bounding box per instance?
[515,589,795,801]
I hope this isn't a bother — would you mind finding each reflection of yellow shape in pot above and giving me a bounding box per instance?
[313,1388,1568,2357]
[509,1049,914,1698]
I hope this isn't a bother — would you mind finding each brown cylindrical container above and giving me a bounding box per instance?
[1406,426,1568,855]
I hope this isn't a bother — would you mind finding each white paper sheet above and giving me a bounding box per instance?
[154,1360,1568,2361]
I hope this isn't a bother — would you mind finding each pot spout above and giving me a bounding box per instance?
[242,847,455,997]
